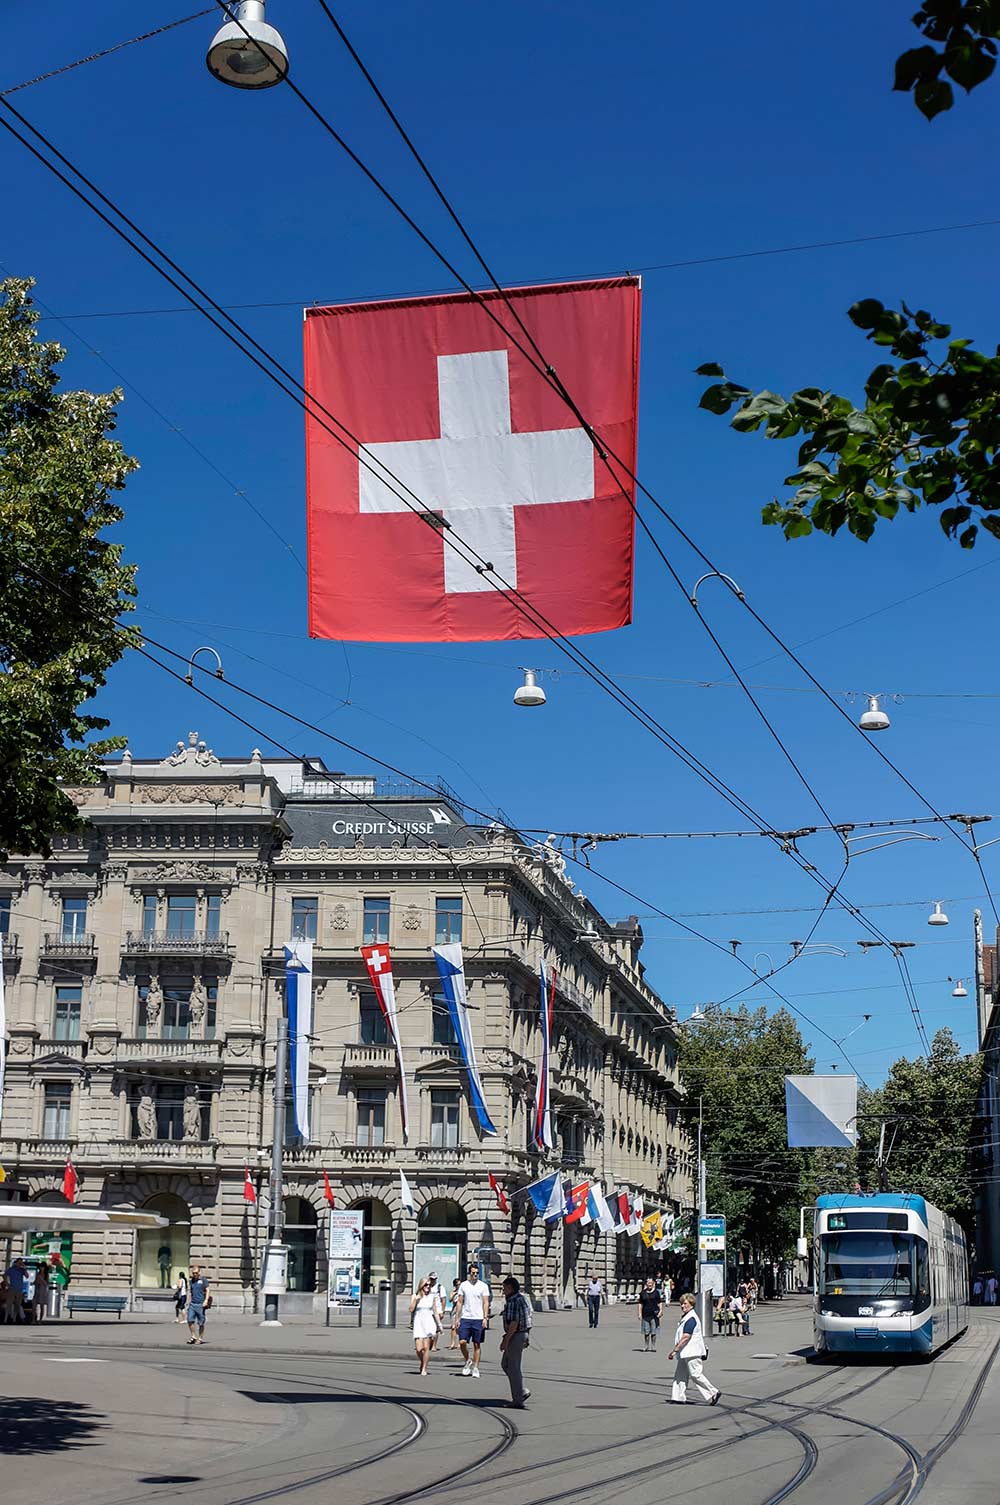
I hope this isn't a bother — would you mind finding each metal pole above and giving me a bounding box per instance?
[696,1095,711,1334]
[262,1014,287,1325]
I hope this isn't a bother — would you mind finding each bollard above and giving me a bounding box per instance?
[46,1286,64,1319]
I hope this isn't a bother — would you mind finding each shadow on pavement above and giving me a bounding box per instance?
[0,1396,105,1454]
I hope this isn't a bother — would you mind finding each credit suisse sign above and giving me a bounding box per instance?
[284,799,472,849]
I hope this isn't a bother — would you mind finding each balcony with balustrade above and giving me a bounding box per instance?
[118,1037,224,1065]
[124,930,233,959]
[1,933,20,966]
[41,933,96,964]
[343,1043,398,1075]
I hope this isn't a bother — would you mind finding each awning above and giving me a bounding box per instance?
[0,1206,167,1234]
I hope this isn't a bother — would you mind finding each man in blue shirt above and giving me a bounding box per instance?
[187,1264,210,1345]
[5,1259,28,1323]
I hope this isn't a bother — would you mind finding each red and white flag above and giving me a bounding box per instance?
[323,1170,336,1208]
[565,1181,590,1225]
[62,1158,77,1205]
[305,278,641,642]
[243,1165,256,1204]
[361,944,409,1141]
[489,1171,510,1215]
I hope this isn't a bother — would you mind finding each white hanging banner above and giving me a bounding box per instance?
[785,1075,858,1147]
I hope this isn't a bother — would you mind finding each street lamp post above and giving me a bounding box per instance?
[207,1,289,89]
[260,1013,288,1325]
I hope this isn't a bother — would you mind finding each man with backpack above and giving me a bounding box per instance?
[499,1276,532,1409]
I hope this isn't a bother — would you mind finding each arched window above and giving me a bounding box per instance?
[417,1198,468,1288]
[284,1196,317,1293]
[351,1198,392,1295]
[135,1192,190,1290]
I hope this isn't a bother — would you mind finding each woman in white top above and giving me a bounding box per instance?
[668,1293,721,1405]
[409,1277,440,1376]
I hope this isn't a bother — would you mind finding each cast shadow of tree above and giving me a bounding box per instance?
[0,1396,105,1454]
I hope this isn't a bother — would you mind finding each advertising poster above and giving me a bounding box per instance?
[413,1242,460,1297]
[327,1210,363,1306]
[26,1230,73,1288]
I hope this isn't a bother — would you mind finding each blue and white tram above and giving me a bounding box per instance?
[814,1193,967,1357]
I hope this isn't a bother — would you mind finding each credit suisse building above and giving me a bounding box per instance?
[0,734,692,1309]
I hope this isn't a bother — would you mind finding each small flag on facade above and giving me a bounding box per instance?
[565,1181,590,1224]
[62,1158,77,1205]
[640,1210,663,1248]
[362,943,410,1142]
[587,1182,616,1234]
[323,1170,336,1207]
[243,1165,257,1204]
[525,1170,563,1223]
[614,1190,631,1233]
[400,1167,416,1216]
[489,1171,510,1214]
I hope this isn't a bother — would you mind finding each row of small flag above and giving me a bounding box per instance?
[521,1170,683,1249]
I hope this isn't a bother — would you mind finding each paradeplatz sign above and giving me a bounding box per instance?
[283,798,475,849]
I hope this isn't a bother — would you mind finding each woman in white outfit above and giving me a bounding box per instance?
[669,1293,721,1406]
[409,1277,440,1376]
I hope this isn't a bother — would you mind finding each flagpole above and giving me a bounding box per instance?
[696,1094,710,1335]
[261,1014,288,1326]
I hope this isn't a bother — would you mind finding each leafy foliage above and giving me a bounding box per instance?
[894,1,1000,118]
[856,1028,981,1233]
[0,277,138,858]
[677,1004,814,1260]
[696,301,1000,547]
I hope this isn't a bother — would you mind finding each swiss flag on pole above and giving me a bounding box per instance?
[243,1165,256,1204]
[62,1159,77,1204]
[323,1170,335,1208]
[304,279,641,642]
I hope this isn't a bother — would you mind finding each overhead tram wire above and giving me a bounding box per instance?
[0,11,214,97]
[0,104,955,978]
[130,636,868,1078]
[289,1,1000,926]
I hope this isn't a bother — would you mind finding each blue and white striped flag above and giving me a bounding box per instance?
[284,939,313,1140]
[432,943,497,1137]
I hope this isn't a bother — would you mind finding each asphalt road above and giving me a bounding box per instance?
[3,1298,1000,1505]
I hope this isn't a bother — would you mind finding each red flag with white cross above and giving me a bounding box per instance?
[304,278,641,642]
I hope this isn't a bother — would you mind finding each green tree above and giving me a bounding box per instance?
[695,5,1000,549]
[0,277,138,858]
[856,1028,981,1233]
[678,1004,814,1262]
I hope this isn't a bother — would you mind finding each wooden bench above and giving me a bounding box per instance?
[67,1294,128,1320]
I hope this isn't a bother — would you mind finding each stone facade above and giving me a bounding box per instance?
[0,734,693,1309]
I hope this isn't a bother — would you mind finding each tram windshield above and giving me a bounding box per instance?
[820,1231,915,1296]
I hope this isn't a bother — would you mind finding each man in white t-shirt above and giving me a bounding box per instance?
[454,1261,491,1377]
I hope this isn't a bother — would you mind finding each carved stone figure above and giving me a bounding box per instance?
[183,1084,202,1139]
[144,976,163,1030]
[188,977,207,1030]
[137,1079,157,1139]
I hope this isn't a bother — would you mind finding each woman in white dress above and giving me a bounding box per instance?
[409,1277,440,1376]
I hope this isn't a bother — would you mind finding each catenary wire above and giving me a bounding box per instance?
[0,11,214,97]
[272,0,1000,924]
[0,105,964,994]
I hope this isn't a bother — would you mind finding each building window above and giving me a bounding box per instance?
[142,894,158,936]
[291,897,318,941]
[206,893,222,940]
[430,1089,460,1148]
[0,896,9,935]
[359,991,389,1045]
[435,897,462,944]
[432,994,457,1047]
[42,1082,72,1139]
[165,894,197,938]
[60,896,88,939]
[53,985,82,1041]
[356,1088,386,1146]
[362,897,390,944]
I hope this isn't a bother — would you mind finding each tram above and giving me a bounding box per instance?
[813,1193,967,1357]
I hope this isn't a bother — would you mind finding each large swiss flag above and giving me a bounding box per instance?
[304,277,640,642]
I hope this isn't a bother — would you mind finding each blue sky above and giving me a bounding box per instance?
[2,1,997,1082]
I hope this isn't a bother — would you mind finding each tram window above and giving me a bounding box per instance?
[914,1241,930,1307]
[820,1232,914,1296]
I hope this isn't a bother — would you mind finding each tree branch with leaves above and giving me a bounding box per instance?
[0,277,138,859]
